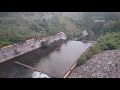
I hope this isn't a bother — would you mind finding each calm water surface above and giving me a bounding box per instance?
[0,40,92,78]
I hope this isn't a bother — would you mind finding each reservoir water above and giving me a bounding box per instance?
[0,40,92,78]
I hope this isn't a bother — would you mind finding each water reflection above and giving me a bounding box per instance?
[0,40,92,78]
[17,40,92,77]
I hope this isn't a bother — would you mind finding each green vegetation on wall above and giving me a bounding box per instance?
[78,32,120,65]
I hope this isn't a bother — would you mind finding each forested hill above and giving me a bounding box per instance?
[0,12,84,48]
[0,12,120,48]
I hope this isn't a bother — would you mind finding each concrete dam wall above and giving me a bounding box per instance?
[0,32,67,63]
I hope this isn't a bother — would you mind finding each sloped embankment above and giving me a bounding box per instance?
[69,50,120,78]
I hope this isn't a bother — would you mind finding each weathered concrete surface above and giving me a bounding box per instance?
[69,50,120,78]
[0,32,67,63]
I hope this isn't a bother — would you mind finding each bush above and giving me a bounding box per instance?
[78,55,87,65]
[85,50,93,59]
[77,32,120,65]
[9,34,25,44]
[104,42,116,50]
[0,41,11,48]
[41,41,50,48]
[99,33,120,50]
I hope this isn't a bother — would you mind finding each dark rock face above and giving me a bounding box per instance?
[69,50,120,78]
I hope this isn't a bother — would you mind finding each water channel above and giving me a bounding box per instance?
[0,40,92,78]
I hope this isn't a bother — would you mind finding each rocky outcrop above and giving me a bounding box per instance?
[69,50,120,78]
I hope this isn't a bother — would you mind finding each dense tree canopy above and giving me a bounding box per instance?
[0,12,120,48]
